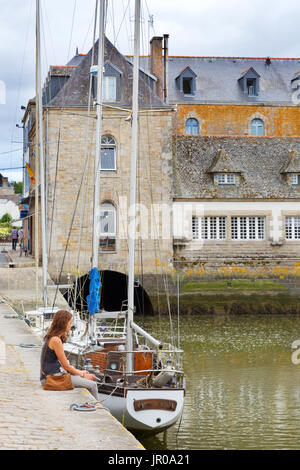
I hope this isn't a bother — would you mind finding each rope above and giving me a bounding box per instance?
[69,382,121,412]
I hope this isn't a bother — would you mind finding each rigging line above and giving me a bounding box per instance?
[122,0,132,56]
[51,140,93,308]
[9,0,34,175]
[66,0,78,64]
[137,137,145,326]
[0,166,25,171]
[81,7,97,52]
[40,3,50,82]
[108,0,116,46]
[47,128,61,259]
[114,0,131,48]
[142,75,176,347]
[0,148,24,156]
[74,0,99,300]
[42,6,73,105]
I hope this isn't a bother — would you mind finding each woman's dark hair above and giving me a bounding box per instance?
[44,310,72,343]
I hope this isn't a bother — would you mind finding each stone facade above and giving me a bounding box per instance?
[45,107,174,281]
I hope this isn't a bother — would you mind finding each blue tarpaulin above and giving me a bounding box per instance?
[87,267,100,315]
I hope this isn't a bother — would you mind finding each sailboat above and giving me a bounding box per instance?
[26,0,185,434]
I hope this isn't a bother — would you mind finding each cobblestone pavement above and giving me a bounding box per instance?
[0,300,144,450]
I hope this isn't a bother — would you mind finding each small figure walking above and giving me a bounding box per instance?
[18,227,24,257]
[11,227,18,251]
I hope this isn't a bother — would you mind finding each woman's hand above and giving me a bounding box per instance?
[81,370,96,380]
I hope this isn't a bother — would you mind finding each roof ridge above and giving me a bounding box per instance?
[168,55,300,60]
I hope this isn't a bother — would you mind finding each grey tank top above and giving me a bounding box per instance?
[40,339,61,380]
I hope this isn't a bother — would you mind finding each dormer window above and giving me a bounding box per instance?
[238,67,260,97]
[292,174,300,185]
[281,150,300,184]
[90,62,122,102]
[216,173,235,185]
[183,77,193,95]
[175,66,197,96]
[247,78,257,96]
[292,72,300,90]
[103,76,116,101]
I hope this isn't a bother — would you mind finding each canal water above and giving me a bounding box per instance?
[136,314,300,450]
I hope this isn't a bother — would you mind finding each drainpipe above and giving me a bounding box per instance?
[163,34,169,104]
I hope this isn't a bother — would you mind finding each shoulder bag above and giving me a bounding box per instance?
[41,340,74,391]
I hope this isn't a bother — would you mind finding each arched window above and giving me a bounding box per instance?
[100,202,116,252]
[185,118,199,135]
[101,135,116,170]
[250,118,264,136]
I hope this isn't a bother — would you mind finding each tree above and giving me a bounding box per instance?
[0,213,12,224]
[13,181,23,194]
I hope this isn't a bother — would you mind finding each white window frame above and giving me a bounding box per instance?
[216,173,235,185]
[250,118,265,136]
[101,135,116,171]
[103,76,116,102]
[100,206,116,237]
[192,216,227,240]
[286,216,300,240]
[291,174,300,185]
[99,203,117,252]
[231,216,265,240]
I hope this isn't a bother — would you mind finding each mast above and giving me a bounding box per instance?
[36,0,48,308]
[92,0,106,269]
[126,0,141,372]
[87,0,106,329]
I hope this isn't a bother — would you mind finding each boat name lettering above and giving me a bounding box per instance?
[133,398,177,412]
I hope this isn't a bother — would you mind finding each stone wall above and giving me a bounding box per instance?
[46,106,174,282]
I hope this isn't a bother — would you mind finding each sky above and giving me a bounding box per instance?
[0,0,300,182]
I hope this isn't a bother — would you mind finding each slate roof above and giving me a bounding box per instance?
[281,149,300,173]
[206,148,242,174]
[173,136,300,199]
[137,55,300,104]
[48,37,166,108]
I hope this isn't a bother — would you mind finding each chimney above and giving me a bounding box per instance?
[150,36,163,100]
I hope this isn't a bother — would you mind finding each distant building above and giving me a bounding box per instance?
[0,173,18,202]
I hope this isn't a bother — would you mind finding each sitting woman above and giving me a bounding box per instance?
[40,309,98,400]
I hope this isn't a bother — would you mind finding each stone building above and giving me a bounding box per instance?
[132,41,300,284]
[23,38,174,312]
[23,35,300,313]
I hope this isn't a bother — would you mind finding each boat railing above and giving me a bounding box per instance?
[104,348,184,378]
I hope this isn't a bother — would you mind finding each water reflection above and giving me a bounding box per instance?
[137,315,300,450]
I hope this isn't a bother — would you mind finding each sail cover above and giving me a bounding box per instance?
[87,267,100,315]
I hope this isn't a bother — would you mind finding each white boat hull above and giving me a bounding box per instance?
[98,388,184,434]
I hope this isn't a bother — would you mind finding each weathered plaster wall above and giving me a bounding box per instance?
[175,104,300,137]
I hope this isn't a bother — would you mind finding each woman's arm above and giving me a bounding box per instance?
[49,337,86,378]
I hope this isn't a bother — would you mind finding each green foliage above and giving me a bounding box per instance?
[0,227,11,240]
[0,213,12,224]
[13,181,23,194]
[0,213,13,240]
